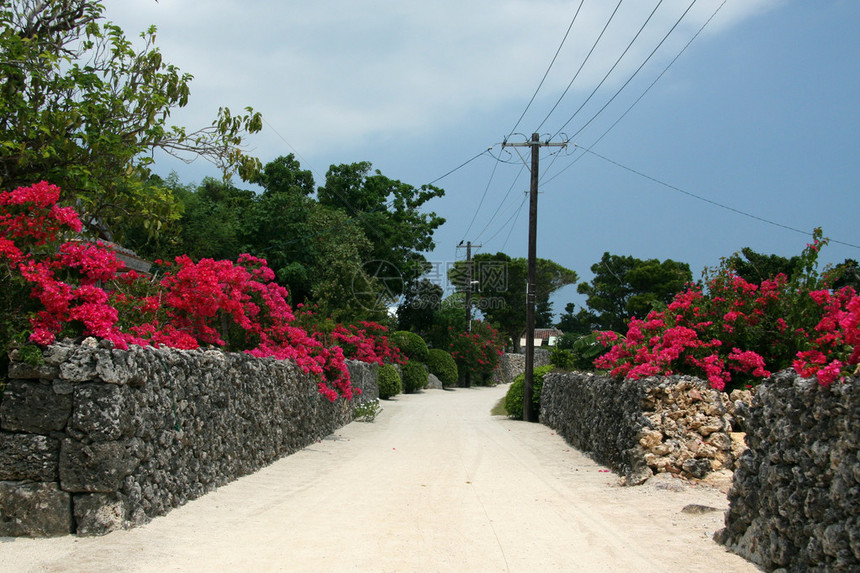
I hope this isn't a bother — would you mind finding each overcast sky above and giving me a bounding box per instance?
[105,0,860,315]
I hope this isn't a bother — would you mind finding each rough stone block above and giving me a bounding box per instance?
[0,433,59,481]
[59,439,136,493]
[0,481,73,537]
[68,383,128,442]
[6,361,60,380]
[73,492,126,536]
[58,349,97,382]
[0,380,72,433]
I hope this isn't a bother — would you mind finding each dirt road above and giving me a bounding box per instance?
[1,385,758,572]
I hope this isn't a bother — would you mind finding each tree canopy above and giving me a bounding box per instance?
[318,161,445,297]
[576,252,692,333]
[0,0,262,240]
[449,252,577,349]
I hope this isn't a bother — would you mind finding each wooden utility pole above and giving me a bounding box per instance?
[503,133,566,422]
[458,240,481,387]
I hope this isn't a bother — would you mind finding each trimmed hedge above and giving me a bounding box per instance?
[378,363,402,399]
[401,360,428,393]
[426,349,458,388]
[392,331,429,362]
[505,365,554,420]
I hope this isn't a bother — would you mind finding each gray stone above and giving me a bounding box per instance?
[68,383,128,442]
[73,492,126,536]
[0,433,59,481]
[719,370,860,571]
[59,439,136,493]
[7,361,59,380]
[58,347,97,381]
[426,373,443,390]
[42,344,75,366]
[683,458,712,479]
[0,380,72,433]
[0,481,72,537]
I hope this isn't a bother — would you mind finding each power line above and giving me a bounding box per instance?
[574,144,860,250]
[556,0,698,140]
[261,117,323,182]
[542,0,726,185]
[426,147,494,186]
[462,151,501,240]
[550,0,668,139]
[475,164,526,242]
[507,0,585,138]
[535,0,625,133]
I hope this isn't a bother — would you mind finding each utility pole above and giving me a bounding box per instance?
[503,133,566,422]
[458,240,481,387]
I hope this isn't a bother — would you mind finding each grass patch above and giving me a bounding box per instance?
[491,397,507,417]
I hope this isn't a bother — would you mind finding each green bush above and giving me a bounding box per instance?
[377,363,402,399]
[426,348,458,388]
[504,365,554,420]
[401,360,428,393]
[549,346,574,370]
[392,330,429,362]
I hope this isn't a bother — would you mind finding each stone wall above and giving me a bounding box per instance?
[540,371,735,484]
[716,370,859,571]
[497,350,550,385]
[0,339,377,537]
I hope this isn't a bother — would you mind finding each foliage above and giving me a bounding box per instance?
[377,363,402,399]
[400,360,428,394]
[396,278,443,335]
[0,1,262,241]
[556,302,601,337]
[567,331,616,371]
[391,330,429,362]
[449,320,504,385]
[0,182,408,402]
[723,247,802,284]
[576,253,692,334]
[595,230,859,391]
[424,293,468,350]
[549,346,575,370]
[426,348,458,388]
[449,252,577,349]
[504,365,554,420]
[353,399,382,422]
[317,161,445,298]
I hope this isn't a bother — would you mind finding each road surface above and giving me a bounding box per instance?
[1,384,758,572]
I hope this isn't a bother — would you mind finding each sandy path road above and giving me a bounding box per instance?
[1,385,757,572]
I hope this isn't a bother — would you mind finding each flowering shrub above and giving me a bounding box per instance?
[595,230,859,391]
[0,182,404,402]
[449,320,504,385]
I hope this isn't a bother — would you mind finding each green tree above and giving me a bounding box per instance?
[425,293,468,350]
[577,253,692,333]
[241,155,318,303]
[826,259,860,292]
[396,278,443,336]
[0,1,262,240]
[318,162,445,297]
[723,247,802,284]
[449,253,577,350]
[555,302,600,336]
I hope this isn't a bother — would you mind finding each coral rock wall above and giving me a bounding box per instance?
[0,340,377,536]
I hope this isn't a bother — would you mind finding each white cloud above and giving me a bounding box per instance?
[104,0,780,160]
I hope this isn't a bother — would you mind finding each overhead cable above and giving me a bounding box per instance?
[575,144,860,250]
[507,0,585,138]
[535,0,625,133]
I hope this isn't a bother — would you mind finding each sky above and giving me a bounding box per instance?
[104,0,860,318]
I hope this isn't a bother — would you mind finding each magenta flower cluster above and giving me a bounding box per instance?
[595,244,859,390]
[0,182,403,402]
